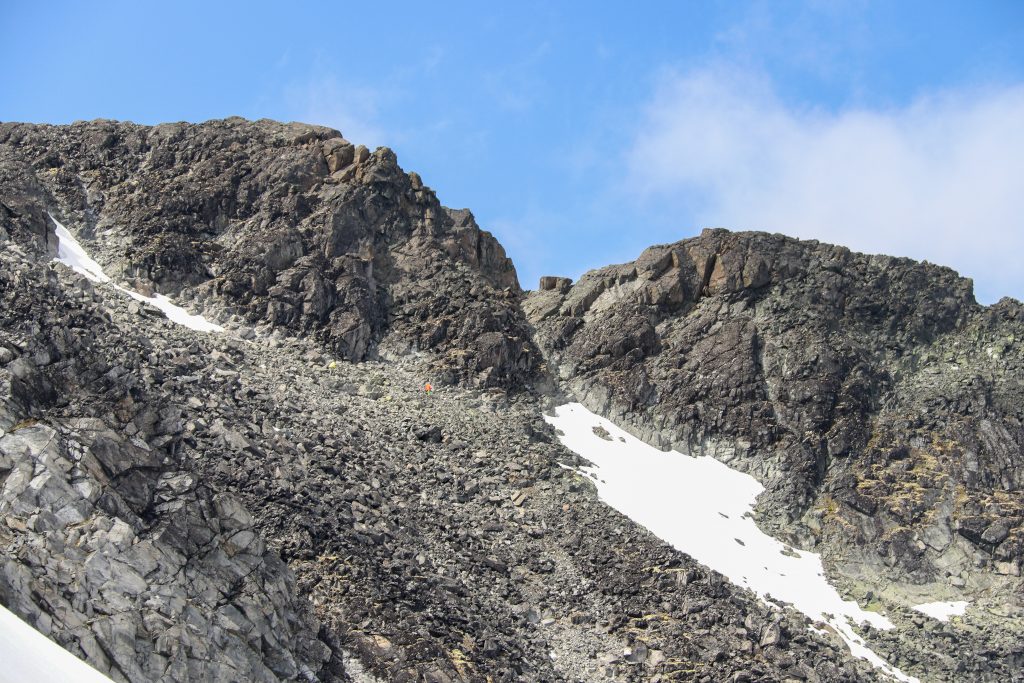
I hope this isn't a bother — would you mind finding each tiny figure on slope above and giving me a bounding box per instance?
[424,382,433,395]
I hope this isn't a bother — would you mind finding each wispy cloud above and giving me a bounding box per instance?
[283,76,392,149]
[625,65,1024,303]
[480,40,552,112]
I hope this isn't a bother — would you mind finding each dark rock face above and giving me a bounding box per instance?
[0,118,534,388]
[526,228,1024,588]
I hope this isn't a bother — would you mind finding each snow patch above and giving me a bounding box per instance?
[913,600,968,622]
[545,402,917,683]
[50,215,223,333]
[0,604,115,683]
[120,289,224,333]
[53,220,110,283]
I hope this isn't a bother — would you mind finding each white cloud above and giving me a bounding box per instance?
[284,77,391,149]
[626,65,1024,303]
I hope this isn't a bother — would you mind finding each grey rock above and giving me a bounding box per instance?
[3,119,1022,683]
[0,119,536,388]
[539,276,572,292]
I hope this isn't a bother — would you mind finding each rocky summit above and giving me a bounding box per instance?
[1,118,1022,682]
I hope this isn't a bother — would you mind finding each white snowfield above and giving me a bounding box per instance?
[0,604,115,683]
[913,600,968,622]
[546,403,918,683]
[51,215,223,333]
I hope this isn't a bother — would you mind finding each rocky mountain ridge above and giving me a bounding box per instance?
[0,118,535,388]
[526,228,1024,677]
[525,229,1024,586]
[2,118,1023,682]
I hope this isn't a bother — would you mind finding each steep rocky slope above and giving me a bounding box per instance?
[1,119,890,682]
[2,118,1023,682]
[527,229,1024,677]
[0,243,333,680]
[0,219,887,682]
[0,118,535,388]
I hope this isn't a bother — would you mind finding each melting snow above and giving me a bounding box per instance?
[0,604,115,683]
[50,215,223,333]
[913,600,968,622]
[546,403,917,683]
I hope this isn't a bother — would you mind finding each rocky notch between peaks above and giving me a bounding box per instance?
[1,117,1023,682]
[0,223,888,683]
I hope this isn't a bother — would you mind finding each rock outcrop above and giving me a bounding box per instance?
[0,118,535,388]
[526,228,1024,608]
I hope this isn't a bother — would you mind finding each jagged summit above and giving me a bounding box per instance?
[526,226,1024,629]
[0,118,534,388]
[536,225,979,301]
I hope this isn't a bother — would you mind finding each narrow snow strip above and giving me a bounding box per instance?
[0,605,116,683]
[50,215,223,333]
[119,288,224,332]
[545,403,917,683]
[913,600,968,622]
[53,220,110,283]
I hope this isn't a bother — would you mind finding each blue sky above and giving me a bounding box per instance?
[3,1,1023,302]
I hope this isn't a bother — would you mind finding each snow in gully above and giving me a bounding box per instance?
[51,215,223,333]
[545,402,917,682]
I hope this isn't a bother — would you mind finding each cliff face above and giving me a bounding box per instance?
[0,118,534,388]
[526,228,1024,588]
